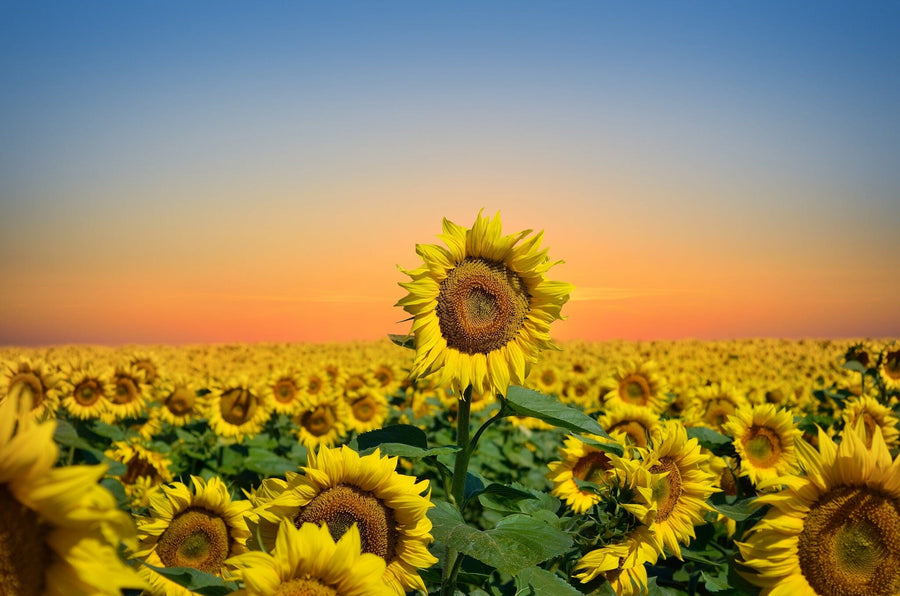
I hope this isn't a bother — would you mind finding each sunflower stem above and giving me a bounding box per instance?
[443,384,473,596]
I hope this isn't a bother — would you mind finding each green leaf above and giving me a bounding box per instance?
[360,443,459,460]
[708,496,755,522]
[428,501,572,575]
[504,386,610,437]
[90,420,127,442]
[243,448,296,477]
[53,420,94,451]
[700,569,731,592]
[388,333,415,349]
[514,566,582,595]
[357,424,428,451]
[686,427,733,451]
[842,360,867,374]
[138,562,237,595]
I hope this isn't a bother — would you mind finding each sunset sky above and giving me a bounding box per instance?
[2,2,898,345]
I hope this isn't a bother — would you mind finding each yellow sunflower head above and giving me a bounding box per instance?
[684,382,747,433]
[637,421,718,560]
[723,403,801,487]
[574,527,659,595]
[598,404,663,449]
[397,210,574,397]
[266,367,305,416]
[104,362,151,422]
[291,391,349,449]
[1,357,62,421]
[602,360,669,412]
[841,394,900,450]
[547,434,630,514]
[59,361,114,420]
[0,393,144,595]
[155,373,206,426]
[104,441,174,507]
[229,521,395,596]
[346,388,390,433]
[250,445,437,594]
[207,375,272,442]
[879,345,900,390]
[738,421,900,596]
[134,475,251,595]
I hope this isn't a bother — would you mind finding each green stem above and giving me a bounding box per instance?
[442,385,473,596]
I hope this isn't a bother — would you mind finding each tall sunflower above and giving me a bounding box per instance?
[155,373,205,427]
[637,421,718,559]
[0,393,143,595]
[103,363,150,422]
[133,475,251,596]
[599,404,663,449]
[737,422,900,596]
[250,445,437,595]
[59,361,114,420]
[207,375,271,441]
[291,391,349,449]
[229,521,395,596]
[397,211,574,397]
[841,395,900,450]
[602,360,669,412]
[723,403,801,487]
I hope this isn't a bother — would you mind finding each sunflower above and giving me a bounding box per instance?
[527,363,564,397]
[841,394,900,449]
[133,475,251,596]
[301,366,330,402]
[59,362,114,420]
[103,363,150,422]
[737,422,900,596]
[340,368,378,402]
[602,360,669,412]
[291,392,349,449]
[574,528,659,596]
[0,392,143,595]
[346,387,389,434]
[723,403,801,487]
[371,361,403,395]
[637,421,718,559]
[684,382,747,433]
[599,404,663,449]
[128,349,165,386]
[155,373,206,426]
[1,357,62,421]
[563,373,604,411]
[879,346,900,391]
[229,521,395,596]
[547,434,629,514]
[105,441,174,507]
[266,367,305,416]
[250,445,437,595]
[207,375,271,441]
[397,210,574,397]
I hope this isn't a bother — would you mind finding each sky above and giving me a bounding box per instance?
[1,1,899,345]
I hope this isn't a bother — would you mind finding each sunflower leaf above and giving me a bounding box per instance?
[357,424,429,450]
[243,448,296,477]
[388,333,415,350]
[686,427,733,454]
[503,386,611,438]
[138,562,237,595]
[429,501,572,575]
[514,566,582,595]
[360,442,459,460]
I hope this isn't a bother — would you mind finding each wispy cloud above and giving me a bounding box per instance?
[570,287,685,302]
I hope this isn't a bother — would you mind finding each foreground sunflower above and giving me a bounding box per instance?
[397,211,574,397]
[637,421,718,559]
[105,441,174,507]
[0,394,143,595]
[737,422,900,596]
[723,403,800,487]
[250,445,437,595]
[229,521,395,596]
[547,434,628,514]
[133,475,251,595]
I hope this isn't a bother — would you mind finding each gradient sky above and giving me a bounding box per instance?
[2,1,899,345]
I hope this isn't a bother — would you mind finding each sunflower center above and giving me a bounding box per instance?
[351,396,377,422]
[374,366,393,387]
[121,453,164,485]
[572,451,612,484]
[0,485,50,596]
[608,420,649,448]
[166,387,196,416]
[274,380,297,404]
[436,257,530,355]
[301,405,337,437]
[764,389,784,405]
[156,507,231,574]
[113,376,138,404]
[296,484,397,563]
[220,388,258,425]
[649,457,683,522]
[274,578,338,596]
[884,351,900,379]
[307,376,323,395]
[134,360,158,384]
[741,426,783,468]
[73,379,102,406]
[798,486,900,596]
[7,373,44,412]
[541,370,556,385]
[619,375,651,406]
[704,399,735,432]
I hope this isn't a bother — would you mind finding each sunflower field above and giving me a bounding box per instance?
[2,213,900,596]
